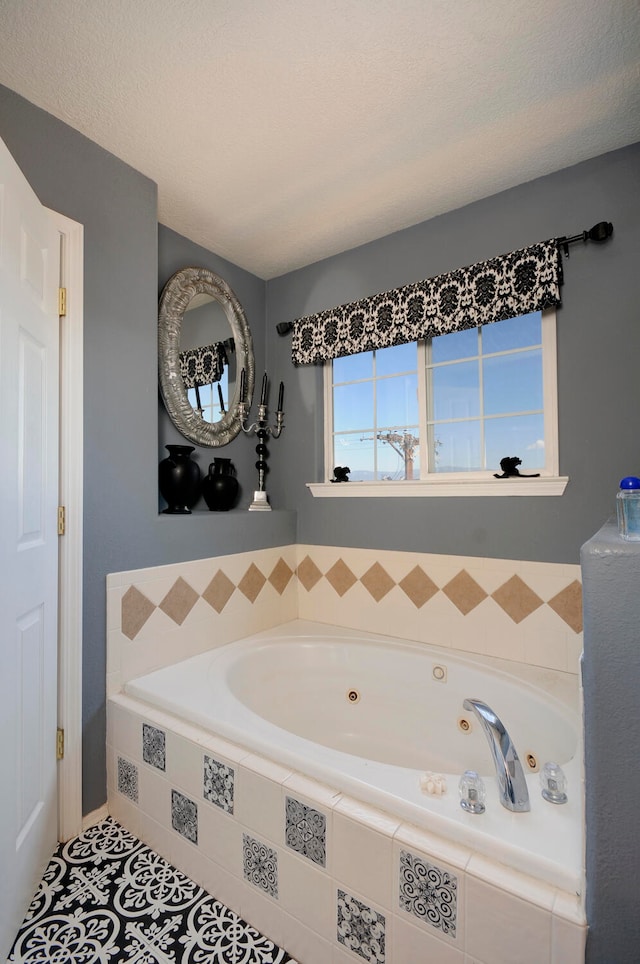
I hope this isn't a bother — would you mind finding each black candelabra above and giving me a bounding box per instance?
[238,369,284,511]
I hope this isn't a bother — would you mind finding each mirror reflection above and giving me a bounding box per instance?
[180,294,236,424]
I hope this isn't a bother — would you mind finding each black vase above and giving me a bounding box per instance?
[159,445,201,514]
[202,457,239,511]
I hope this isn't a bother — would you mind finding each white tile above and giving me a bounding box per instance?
[279,911,333,964]
[239,881,288,948]
[333,810,395,910]
[197,859,245,918]
[551,913,587,963]
[278,849,334,940]
[393,912,465,963]
[165,731,203,800]
[235,756,292,844]
[465,873,552,964]
[393,824,471,873]
[466,854,556,910]
[282,772,343,810]
[198,797,244,877]
[137,763,171,829]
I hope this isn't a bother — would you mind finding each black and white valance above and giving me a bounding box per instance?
[179,341,228,388]
[291,239,563,365]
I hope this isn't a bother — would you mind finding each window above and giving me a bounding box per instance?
[323,309,561,491]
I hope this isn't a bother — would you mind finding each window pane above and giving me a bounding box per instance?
[432,361,480,420]
[485,414,545,471]
[376,342,417,376]
[377,430,420,480]
[376,373,418,428]
[483,349,542,416]
[432,327,477,363]
[482,312,541,353]
[333,382,373,432]
[432,420,482,472]
[333,434,375,480]
[333,351,372,383]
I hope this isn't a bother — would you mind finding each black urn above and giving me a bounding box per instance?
[159,445,201,514]
[202,457,239,511]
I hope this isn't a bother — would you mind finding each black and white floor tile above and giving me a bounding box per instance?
[8,817,297,963]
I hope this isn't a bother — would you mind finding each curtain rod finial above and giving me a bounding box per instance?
[587,221,613,243]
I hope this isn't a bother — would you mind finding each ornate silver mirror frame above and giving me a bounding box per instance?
[158,267,255,446]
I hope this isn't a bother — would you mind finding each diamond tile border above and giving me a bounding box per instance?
[117,550,582,644]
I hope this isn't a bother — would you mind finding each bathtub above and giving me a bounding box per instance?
[123,619,583,895]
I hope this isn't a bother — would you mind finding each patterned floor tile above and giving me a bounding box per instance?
[8,817,297,963]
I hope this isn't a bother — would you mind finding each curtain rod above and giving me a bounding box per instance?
[275,220,614,335]
[557,220,613,256]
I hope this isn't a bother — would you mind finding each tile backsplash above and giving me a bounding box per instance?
[107,544,582,694]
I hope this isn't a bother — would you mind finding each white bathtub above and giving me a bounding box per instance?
[124,619,583,893]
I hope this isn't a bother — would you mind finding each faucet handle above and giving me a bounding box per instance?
[540,762,568,804]
[459,770,486,814]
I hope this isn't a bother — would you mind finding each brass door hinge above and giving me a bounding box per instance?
[56,727,64,761]
[58,505,65,536]
[58,287,67,317]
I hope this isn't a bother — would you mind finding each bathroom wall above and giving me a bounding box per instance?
[266,142,640,566]
[0,84,294,816]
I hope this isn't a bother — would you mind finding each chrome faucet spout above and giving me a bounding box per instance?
[463,698,530,813]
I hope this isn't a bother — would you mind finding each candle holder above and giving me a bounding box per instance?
[238,374,284,511]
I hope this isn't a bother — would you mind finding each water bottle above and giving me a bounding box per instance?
[616,476,640,541]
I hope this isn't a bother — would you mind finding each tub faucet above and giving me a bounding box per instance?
[462,699,530,812]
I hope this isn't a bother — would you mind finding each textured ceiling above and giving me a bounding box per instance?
[0,0,638,279]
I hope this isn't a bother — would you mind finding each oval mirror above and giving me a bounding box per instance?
[158,267,255,446]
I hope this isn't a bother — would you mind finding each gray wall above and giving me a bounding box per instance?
[0,85,294,816]
[581,523,640,963]
[267,142,640,565]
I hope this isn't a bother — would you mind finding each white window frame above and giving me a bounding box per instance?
[308,308,568,498]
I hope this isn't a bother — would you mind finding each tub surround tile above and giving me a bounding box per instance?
[398,849,458,939]
[442,570,488,615]
[142,722,166,771]
[393,913,465,963]
[547,580,583,634]
[278,848,334,940]
[325,558,359,597]
[121,585,155,640]
[286,796,327,867]
[202,569,236,613]
[337,889,386,963]
[398,565,439,608]
[243,833,279,898]
[236,758,292,844]
[360,562,396,602]
[296,554,324,592]
[491,575,544,624]
[203,753,235,814]
[238,562,268,603]
[333,806,397,910]
[465,874,552,964]
[171,789,198,845]
[108,696,586,964]
[117,757,138,803]
[270,557,295,594]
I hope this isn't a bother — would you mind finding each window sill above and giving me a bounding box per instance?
[307,476,569,498]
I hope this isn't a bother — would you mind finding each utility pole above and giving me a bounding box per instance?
[360,430,419,480]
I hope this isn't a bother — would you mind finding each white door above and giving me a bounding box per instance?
[0,136,61,958]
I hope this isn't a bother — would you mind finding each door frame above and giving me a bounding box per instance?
[51,209,84,842]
